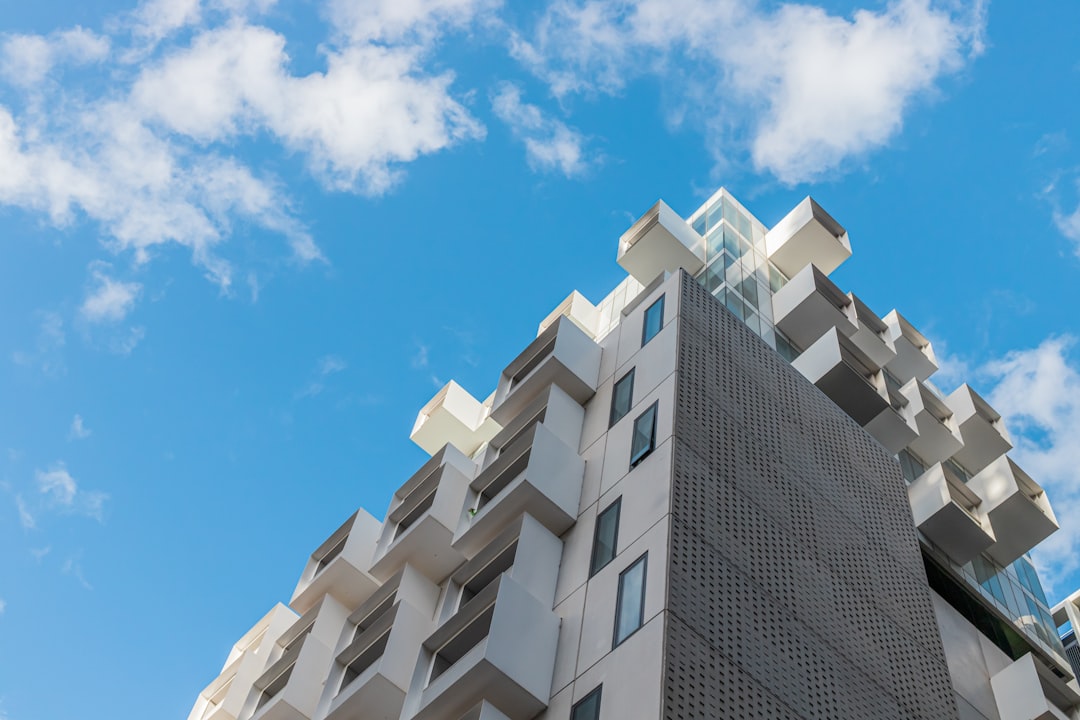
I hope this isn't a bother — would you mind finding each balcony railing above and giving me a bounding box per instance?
[616,199,706,284]
[290,511,381,615]
[909,462,995,565]
[946,384,1013,476]
[967,456,1059,566]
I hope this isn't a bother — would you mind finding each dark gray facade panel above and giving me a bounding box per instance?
[664,273,958,720]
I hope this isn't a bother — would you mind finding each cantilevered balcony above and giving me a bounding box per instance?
[370,446,473,583]
[764,197,852,278]
[290,511,381,615]
[453,421,583,557]
[246,598,349,720]
[411,574,559,720]
[845,293,897,369]
[967,456,1059,566]
[537,291,601,339]
[991,653,1077,720]
[616,200,705,284]
[791,327,889,426]
[909,462,995,565]
[772,264,855,351]
[900,379,964,466]
[187,605,298,720]
[490,316,601,425]
[882,310,938,383]
[946,384,1013,476]
[411,381,502,457]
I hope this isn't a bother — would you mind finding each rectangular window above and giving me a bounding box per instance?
[629,402,658,468]
[609,369,635,427]
[641,295,664,346]
[571,685,602,720]
[589,498,621,577]
[614,553,647,647]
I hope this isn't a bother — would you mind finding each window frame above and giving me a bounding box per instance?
[613,553,648,648]
[629,402,658,469]
[570,685,603,720]
[609,368,635,427]
[589,497,622,577]
[641,295,665,347]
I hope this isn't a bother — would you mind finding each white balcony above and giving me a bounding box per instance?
[882,310,938,383]
[991,653,1073,720]
[616,200,705,285]
[845,293,897,369]
[791,327,889,426]
[453,422,583,557]
[946,384,1013,476]
[967,456,1059,566]
[900,379,964,466]
[537,290,601,339]
[411,574,559,720]
[764,197,852,278]
[411,381,502,457]
[290,510,381,615]
[370,446,473,583]
[490,315,601,425]
[188,605,298,720]
[772,264,855,352]
[908,462,995,565]
[864,404,918,455]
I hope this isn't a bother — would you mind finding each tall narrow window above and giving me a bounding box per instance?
[571,685,602,720]
[641,295,664,346]
[589,498,621,577]
[613,553,647,647]
[629,402,658,468]
[609,369,635,427]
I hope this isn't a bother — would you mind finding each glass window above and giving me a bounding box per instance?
[769,264,788,292]
[614,553,647,647]
[590,498,621,577]
[571,686,602,720]
[610,369,635,427]
[706,202,723,233]
[692,214,706,236]
[641,296,664,346]
[630,402,658,468]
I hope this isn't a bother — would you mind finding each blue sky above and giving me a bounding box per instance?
[1,0,1080,718]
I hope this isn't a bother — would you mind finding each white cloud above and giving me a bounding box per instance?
[297,354,348,398]
[69,415,92,440]
[513,0,985,183]
[11,311,65,375]
[326,0,499,44]
[0,597,6,615]
[1053,183,1080,254]
[0,27,109,87]
[15,495,35,529]
[33,463,108,522]
[978,336,1080,594]
[61,553,93,590]
[80,267,141,323]
[30,546,51,562]
[491,82,589,177]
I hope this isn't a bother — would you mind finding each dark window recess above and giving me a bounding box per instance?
[641,296,665,346]
[610,369,635,427]
[613,553,647,647]
[590,498,621,577]
[630,403,658,468]
[571,685,603,720]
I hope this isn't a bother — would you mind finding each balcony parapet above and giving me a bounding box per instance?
[772,264,856,352]
[490,315,601,426]
[845,293,897,369]
[764,196,852,278]
[991,653,1078,720]
[791,327,890,426]
[411,381,502,457]
[370,445,473,583]
[967,455,1059,566]
[616,200,705,285]
[946,384,1013,476]
[410,573,559,720]
[453,422,583,557]
[290,510,381,615]
[882,310,938,383]
[900,379,964,466]
[909,462,995,565]
[537,290,601,340]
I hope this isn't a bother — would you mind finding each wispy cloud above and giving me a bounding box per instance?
[0,597,6,615]
[69,414,92,440]
[297,354,348,398]
[80,266,141,324]
[11,311,66,376]
[30,546,51,563]
[61,552,93,590]
[14,495,35,529]
[491,82,590,177]
[33,463,109,522]
[411,341,430,369]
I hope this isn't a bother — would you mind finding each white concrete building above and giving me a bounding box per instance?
[189,188,1075,720]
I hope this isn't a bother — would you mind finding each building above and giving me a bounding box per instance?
[188,188,1077,720]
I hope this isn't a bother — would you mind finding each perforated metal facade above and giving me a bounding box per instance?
[665,273,959,719]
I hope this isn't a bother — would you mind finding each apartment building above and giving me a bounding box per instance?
[188,188,1076,720]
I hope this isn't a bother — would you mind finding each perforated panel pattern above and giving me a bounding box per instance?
[663,273,957,720]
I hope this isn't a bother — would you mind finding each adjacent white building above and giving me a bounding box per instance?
[188,188,1075,720]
